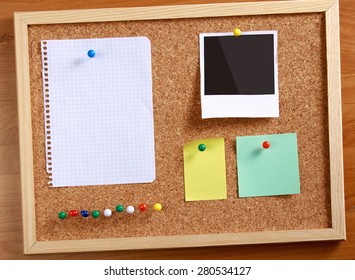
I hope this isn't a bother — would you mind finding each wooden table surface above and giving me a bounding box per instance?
[0,0,354,260]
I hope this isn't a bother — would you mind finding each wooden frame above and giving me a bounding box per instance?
[14,0,345,254]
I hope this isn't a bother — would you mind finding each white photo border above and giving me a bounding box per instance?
[200,31,279,118]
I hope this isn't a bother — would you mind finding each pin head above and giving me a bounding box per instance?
[233,28,241,36]
[69,210,78,217]
[126,206,135,214]
[198,143,206,152]
[116,204,124,212]
[153,203,162,211]
[262,141,271,149]
[139,204,148,212]
[81,210,89,218]
[103,209,112,217]
[58,211,67,220]
[87,49,95,58]
[92,210,100,218]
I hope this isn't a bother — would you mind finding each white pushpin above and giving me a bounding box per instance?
[126,205,135,214]
[103,209,112,217]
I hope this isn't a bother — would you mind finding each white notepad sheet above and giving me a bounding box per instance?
[41,37,155,187]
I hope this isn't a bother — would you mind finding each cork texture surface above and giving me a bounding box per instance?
[28,13,331,241]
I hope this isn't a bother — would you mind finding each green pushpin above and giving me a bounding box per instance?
[198,143,206,152]
[58,211,67,220]
[116,204,124,212]
[92,210,100,218]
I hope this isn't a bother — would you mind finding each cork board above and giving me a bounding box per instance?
[15,0,345,254]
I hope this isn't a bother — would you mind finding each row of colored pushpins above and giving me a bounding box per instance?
[58,203,162,219]
[197,141,271,152]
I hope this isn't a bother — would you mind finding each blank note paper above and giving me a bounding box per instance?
[236,133,300,197]
[183,138,227,201]
[41,37,155,187]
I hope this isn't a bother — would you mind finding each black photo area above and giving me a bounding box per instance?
[204,34,275,95]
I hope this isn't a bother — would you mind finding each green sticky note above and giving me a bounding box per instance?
[184,138,227,201]
[236,133,300,198]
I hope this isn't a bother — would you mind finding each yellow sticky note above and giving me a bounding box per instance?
[183,138,227,201]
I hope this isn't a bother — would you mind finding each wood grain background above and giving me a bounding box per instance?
[1,0,354,259]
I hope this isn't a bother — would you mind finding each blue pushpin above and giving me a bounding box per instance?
[87,50,95,58]
[81,210,89,218]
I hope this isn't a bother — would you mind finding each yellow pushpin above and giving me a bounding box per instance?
[233,28,241,37]
[153,203,162,211]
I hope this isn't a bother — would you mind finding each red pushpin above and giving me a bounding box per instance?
[139,204,148,212]
[262,141,270,149]
[69,210,78,217]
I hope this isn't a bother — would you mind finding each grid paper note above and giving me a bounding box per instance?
[41,37,155,187]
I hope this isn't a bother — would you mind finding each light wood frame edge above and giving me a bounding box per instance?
[14,13,37,254]
[14,0,344,255]
[326,0,346,240]
[15,0,334,24]
[28,228,342,254]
